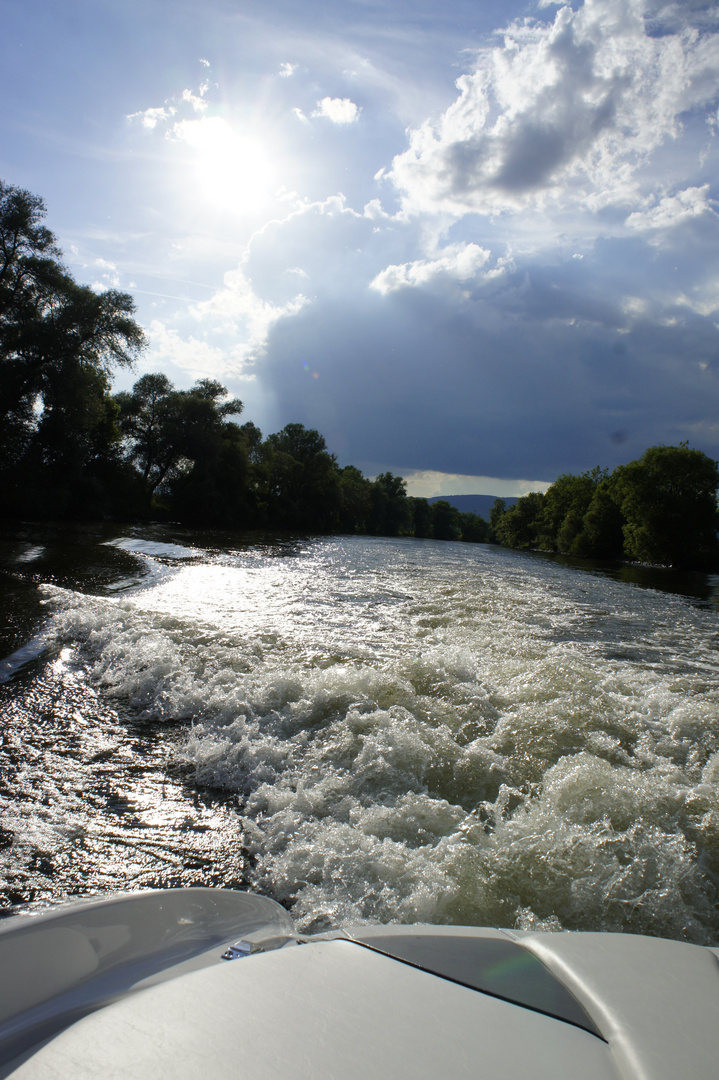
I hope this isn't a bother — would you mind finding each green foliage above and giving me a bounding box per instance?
[536,469,605,551]
[569,485,625,560]
[0,180,146,518]
[262,424,341,531]
[459,511,489,543]
[114,374,179,495]
[368,473,411,535]
[431,500,461,541]
[611,444,719,568]
[495,491,545,550]
[115,374,249,523]
[339,466,372,533]
[488,498,507,542]
[409,497,433,538]
[493,445,719,570]
[410,499,489,542]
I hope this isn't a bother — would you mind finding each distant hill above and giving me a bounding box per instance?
[426,494,518,520]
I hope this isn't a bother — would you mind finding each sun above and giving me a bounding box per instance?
[174,115,276,215]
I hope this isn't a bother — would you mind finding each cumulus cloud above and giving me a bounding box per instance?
[279,62,297,77]
[181,87,208,112]
[127,105,176,129]
[190,265,309,365]
[388,0,719,217]
[312,97,361,123]
[146,321,247,380]
[370,243,491,294]
[119,1,719,483]
[626,185,716,232]
[168,114,223,147]
[127,77,210,133]
[225,174,719,479]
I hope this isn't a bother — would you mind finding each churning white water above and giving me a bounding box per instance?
[35,535,719,939]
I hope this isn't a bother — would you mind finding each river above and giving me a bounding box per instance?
[1,523,718,942]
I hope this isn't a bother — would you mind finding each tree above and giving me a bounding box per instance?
[409,496,433,538]
[495,491,545,550]
[488,498,507,541]
[0,183,144,429]
[115,374,247,520]
[570,484,625,560]
[114,374,179,496]
[339,465,372,533]
[431,499,462,541]
[0,181,146,518]
[267,423,327,463]
[262,423,341,531]
[459,511,489,543]
[368,472,411,535]
[536,469,605,552]
[611,444,719,568]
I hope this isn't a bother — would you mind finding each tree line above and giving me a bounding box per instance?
[2,179,718,567]
[490,445,719,569]
[0,180,487,541]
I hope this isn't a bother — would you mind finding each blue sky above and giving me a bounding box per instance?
[3,0,719,496]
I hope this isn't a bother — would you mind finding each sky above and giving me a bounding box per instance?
[3,0,719,497]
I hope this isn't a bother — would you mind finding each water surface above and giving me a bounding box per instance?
[2,525,718,941]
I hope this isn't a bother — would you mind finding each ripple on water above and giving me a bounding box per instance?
[0,652,249,914]
[2,532,719,940]
[11,535,711,941]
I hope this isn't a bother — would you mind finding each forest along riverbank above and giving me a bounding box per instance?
[2,524,719,941]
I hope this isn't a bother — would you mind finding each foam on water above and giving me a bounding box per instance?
[41,536,719,938]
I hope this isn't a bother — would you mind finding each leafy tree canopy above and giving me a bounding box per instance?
[0,181,145,430]
[494,444,719,570]
[0,180,146,517]
[611,444,719,568]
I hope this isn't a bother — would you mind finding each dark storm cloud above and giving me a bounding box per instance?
[254,236,719,480]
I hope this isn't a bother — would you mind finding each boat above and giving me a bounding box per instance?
[0,887,717,1078]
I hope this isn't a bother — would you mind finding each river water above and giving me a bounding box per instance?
[2,524,719,941]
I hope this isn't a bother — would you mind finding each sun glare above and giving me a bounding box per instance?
[174,116,276,214]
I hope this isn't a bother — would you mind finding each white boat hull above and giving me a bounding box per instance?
[1,888,717,1079]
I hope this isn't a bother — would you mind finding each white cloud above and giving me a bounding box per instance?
[169,114,224,147]
[90,257,121,291]
[127,105,176,129]
[674,280,719,317]
[370,243,491,294]
[127,77,211,133]
[363,198,389,221]
[279,62,297,77]
[388,0,719,219]
[312,97,361,124]
[145,321,247,380]
[626,185,716,231]
[362,198,407,224]
[181,88,208,113]
[190,265,309,364]
[199,58,210,68]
